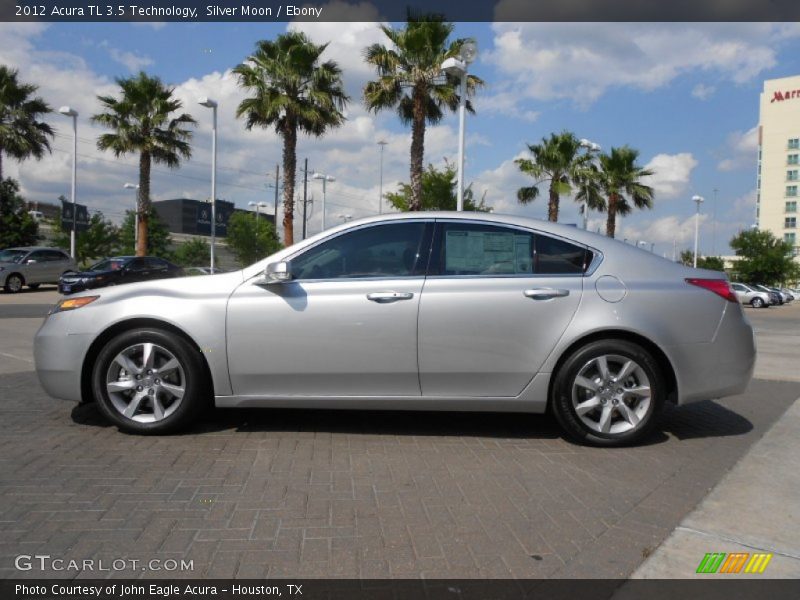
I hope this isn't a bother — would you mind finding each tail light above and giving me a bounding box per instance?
[685,278,738,303]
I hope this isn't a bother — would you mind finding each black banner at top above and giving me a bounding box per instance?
[3,0,800,23]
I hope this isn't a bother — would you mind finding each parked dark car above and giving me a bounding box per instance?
[58,256,184,295]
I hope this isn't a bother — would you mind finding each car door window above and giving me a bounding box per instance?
[42,250,67,262]
[430,223,591,276]
[292,222,430,280]
[145,258,168,271]
[26,251,47,263]
[128,258,149,272]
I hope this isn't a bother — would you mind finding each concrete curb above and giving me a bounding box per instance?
[630,396,800,578]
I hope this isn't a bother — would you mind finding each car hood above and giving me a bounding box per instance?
[65,269,246,302]
[64,269,115,279]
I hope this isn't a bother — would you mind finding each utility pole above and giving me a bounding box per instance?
[712,188,718,256]
[302,158,309,240]
[274,164,280,227]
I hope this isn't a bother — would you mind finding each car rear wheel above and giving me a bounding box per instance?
[750,297,765,308]
[91,328,210,434]
[4,273,24,293]
[551,340,665,446]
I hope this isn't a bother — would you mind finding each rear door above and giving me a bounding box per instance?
[418,221,587,397]
[43,249,72,281]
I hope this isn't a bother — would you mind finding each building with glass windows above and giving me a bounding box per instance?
[757,75,800,260]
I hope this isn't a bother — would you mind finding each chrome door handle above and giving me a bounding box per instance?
[367,291,415,303]
[523,288,570,300]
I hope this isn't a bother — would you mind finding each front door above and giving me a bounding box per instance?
[226,221,433,397]
[418,221,587,397]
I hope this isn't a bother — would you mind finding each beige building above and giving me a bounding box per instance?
[757,75,800,261]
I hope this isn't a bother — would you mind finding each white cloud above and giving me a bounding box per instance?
[642,153,698,200]
[621,214,709,246]
[484,23,800,111]
[107,47,153,72]
[717,126,758,172]
[691,83,715,100]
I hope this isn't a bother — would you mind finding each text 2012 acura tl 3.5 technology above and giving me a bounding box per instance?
[34,213,756,446]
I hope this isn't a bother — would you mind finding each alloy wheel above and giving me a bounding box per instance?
[571,354,652,435]
[105,342,186,423]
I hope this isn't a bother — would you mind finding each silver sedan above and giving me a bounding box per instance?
[34,213,756,446]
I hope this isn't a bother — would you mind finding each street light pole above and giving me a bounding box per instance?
[441,40,477,211]
[693,195,704,268]
[579,138,601,229]
[377,140,387,214]
[312,172,335,231]
[58,107,78,259]
[199,97,218,273]
[124,183,139,249]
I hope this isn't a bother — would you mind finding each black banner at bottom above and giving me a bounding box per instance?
[4,579,800,600]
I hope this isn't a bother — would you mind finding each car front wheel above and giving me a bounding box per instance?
[4,273,24,293]
[750,297,765,309]
[91,328,209,434]
[551,340,665,447]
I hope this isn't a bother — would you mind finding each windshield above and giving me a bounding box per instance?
[0,249,28,263]
[89,258,128,272]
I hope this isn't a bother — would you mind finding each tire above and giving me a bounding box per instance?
[91,327,210,434]
[27,284,40,290]
[4,273,24,293]
[750,297,764,309]
[551,339,666,447]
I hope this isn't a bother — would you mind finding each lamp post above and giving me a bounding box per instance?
[377,140,387,214]
[693,194,704,268]
[123,183,139,249]
[198,97,218,273]
[58,106,78,258]
[578,138,601,229]
[441,39,477,211]
[312,172,335,230]
[248,201,268,241]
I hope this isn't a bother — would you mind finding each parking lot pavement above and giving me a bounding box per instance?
[631,301,800,579]
[746,301,800,382]
[0,309,799,580]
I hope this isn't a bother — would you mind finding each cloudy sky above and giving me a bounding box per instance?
[2,14,799,256]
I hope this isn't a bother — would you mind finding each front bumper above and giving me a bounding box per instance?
[58,280,89,295]
[34,312,93,402]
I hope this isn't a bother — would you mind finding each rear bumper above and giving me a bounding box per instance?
[33,313,92,402]
[668,303,756,405]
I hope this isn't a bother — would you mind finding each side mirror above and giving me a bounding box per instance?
[26,259,37,264]
[264,261,291,283]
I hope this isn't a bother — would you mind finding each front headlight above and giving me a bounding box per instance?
[51,295,99,314]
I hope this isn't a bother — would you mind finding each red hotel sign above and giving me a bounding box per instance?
[771,89,800,103]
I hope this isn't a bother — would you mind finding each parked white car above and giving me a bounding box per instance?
[730,283,771,308]
[0,246,77,293]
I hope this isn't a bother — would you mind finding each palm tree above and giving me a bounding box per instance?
[234,32,348,246]
[596,146,655,238]
[93,72,196,256]
[0,66,54,181]
[363,15,483,211]
[515,131,596,222]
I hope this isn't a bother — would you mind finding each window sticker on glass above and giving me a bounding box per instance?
[445,230,532,274]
